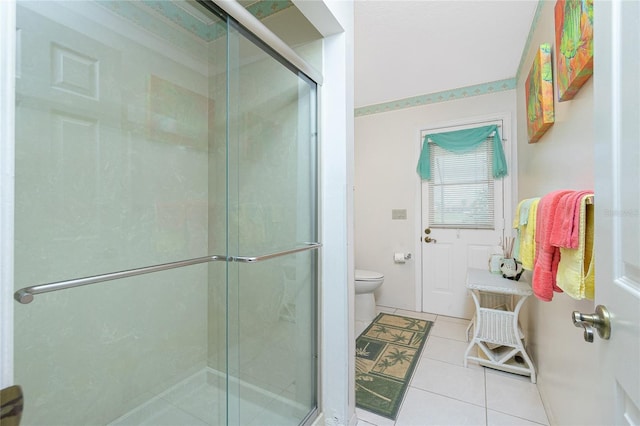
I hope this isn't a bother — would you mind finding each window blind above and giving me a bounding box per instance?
[428,137,495,229]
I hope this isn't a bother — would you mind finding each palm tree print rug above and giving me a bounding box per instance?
[356,313,433,420]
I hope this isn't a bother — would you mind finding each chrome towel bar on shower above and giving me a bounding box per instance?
[231,242,322,263]
[14,242,322,304]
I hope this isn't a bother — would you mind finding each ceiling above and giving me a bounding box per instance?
[354,1,538,108]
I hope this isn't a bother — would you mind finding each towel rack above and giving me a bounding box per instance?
[14,243,321,304]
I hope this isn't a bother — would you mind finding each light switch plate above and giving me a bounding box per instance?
[392,209,407,220]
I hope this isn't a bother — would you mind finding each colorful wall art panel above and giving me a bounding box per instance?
[526,43,554,143]
[555,0,594,101]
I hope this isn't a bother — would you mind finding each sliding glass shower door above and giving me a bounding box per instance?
[12,1,318,425]
[225,20,318,426]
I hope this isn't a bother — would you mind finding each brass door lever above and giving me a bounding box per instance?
[572,305,611,342]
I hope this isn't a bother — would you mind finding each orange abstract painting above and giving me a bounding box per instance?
[555,0,594,101]
[526,44,554,143]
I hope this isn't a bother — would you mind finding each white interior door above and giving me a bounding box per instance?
[594,0,640,422]
[420,120,506,319]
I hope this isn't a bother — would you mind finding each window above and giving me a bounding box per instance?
[428,136,495,229]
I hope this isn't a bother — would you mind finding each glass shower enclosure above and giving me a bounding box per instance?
[12,1,319,425]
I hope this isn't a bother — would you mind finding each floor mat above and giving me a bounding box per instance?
[355,313,433,420]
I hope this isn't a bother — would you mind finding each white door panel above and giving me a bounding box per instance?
[421,226,499,319]
[594,0,640,422]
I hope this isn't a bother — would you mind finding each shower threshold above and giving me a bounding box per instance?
[108,367,308,426]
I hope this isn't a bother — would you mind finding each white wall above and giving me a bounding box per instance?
[516,2,598,425]
[354,91,516,310]
[298,0,356,424]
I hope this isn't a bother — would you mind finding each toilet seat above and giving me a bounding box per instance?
[355,269,384,281]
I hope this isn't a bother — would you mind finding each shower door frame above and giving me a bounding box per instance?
[0,0,17,388]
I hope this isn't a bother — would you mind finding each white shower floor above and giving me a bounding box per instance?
[108,368,307,426]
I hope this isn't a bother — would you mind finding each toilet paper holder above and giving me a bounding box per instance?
[394,253,412,263]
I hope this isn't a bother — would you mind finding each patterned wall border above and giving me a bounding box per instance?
[246,0,294,20]
[354,0,543,118]
[354,78,516,117]
[515,0,546,82]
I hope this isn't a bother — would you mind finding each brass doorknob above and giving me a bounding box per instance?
[424,236,437,243]
[572,305,611,342]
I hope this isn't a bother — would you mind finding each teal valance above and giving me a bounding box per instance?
[416,124,508,180]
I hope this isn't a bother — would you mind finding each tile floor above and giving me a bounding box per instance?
[356,306,549,426]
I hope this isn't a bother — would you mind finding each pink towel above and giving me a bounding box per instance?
[532,190,573,301]
[550,190,594,249]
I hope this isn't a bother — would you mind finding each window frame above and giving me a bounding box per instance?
[427,135,496,229]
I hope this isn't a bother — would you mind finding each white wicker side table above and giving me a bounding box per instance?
[463,267,536,383]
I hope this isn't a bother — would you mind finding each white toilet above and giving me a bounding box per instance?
[355,269,385,322]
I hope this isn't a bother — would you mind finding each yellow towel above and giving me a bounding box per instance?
[513,200,523,228]
[519,198,539,270]
[513,200,523,259]
[556,198,595,299]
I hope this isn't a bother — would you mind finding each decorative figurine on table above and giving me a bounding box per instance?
[500,258,524,281]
